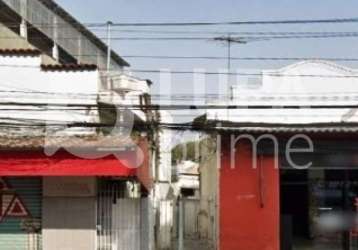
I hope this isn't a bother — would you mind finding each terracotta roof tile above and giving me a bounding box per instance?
[0,49,41,57]
[41,63,97,72]
[0,134,138,151]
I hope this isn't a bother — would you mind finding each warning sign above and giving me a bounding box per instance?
[0,178,30,221]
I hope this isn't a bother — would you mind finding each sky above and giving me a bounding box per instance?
[56,0,358,122]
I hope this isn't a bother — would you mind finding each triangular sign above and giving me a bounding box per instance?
[1,194,14,216]
[7,197,29,217]
[0,179,9,191]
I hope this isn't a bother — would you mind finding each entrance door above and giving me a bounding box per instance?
[281,169,358,250]
[96,180,149,250]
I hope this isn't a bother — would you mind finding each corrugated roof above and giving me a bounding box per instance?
[214,125,358,133]
[0,50,98,71]
[37,0,129,67]
[191,115,358,134]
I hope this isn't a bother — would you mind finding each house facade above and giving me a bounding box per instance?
[0,1,155,249]
[202,60,358,250]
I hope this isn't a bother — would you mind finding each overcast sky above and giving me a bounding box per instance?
[57,0,358,121]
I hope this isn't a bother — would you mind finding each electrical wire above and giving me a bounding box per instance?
[88,29,358,35]
[119,55,358,62]
[2,33,358,41]
[127,69,358,78]
[0,102,355,110]
[3,63,358,78]
[4,16,358,28]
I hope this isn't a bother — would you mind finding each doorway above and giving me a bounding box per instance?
[281,169,358,250]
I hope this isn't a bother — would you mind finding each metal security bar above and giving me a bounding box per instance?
[96,180,149,250]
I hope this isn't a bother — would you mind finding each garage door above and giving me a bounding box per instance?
[0,178,42,250]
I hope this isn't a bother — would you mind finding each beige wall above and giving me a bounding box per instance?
[42,177,97,250]
[0,24,32,49]
[198,137,219,243]
[0,24,58,64]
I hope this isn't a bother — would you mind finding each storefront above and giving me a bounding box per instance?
[279,136,358,250]
[0,136,152,250]
[218,131,358,250]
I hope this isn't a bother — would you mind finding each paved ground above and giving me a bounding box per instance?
[293,237,342,250]
[172,239,214,250]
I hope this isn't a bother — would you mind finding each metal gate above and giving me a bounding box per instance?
[0,177,42,250]
[96,180,149,250]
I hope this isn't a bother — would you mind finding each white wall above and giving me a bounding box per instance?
[262,61,358,94]
[207,61,358,124]
[0,55,100,134]
[0,56,99,103]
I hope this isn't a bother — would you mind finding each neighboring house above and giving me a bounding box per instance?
[174,160,200,197]
[0,1,154,250]
[197,60,358,250]
[169,139,217,250]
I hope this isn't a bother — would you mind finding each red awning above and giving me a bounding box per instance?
[0,137,152,190]
[0,150,138,176]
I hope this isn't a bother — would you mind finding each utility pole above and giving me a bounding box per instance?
[106,21,113,89]
[106,21,112,72]
[214,35,247,73]
[227,34,232,72]
[213,35,246,100]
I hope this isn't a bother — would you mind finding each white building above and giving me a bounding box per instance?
[200,60,358,250]
[208,60,358,126]
[0,0,153,249]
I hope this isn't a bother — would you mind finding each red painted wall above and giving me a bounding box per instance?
[135,138,152,191]
[220,140,279,250]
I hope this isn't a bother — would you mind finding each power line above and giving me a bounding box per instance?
[128,69,358,78]
[3,32,358,41]
[0,36,211,41]
[7,23,358,35]
[2,50,358,63]
[4,88,358,100]
[0,102,356,110]
[4,17,358,28]
[86,17,358,27]
[119,55,358,62]
[3,63,358,78]
[89,29,358,35]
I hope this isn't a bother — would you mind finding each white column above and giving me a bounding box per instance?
[20,19,28,39]
[77,35,83,63]
[52,16,59,61]
[52,44,59,61]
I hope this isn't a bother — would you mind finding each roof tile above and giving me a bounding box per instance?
[0,49,41,57]
[41,63,98,72]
